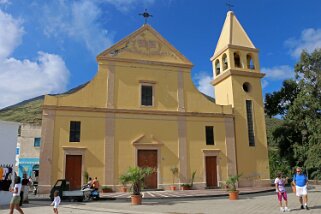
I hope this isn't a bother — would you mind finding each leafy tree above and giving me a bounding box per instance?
[265,79,299,117]
[265,49,321,179]
[268,147,292,178]
[290,50,321,177]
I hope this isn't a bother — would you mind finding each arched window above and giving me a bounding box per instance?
[234,52,241,68]
[223,54,228,70]
[247,54,255,70]
[215,60,221,75]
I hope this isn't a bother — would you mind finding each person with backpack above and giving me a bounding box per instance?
[292,167,309,210]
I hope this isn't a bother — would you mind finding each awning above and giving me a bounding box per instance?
[32,164,39,170]
[18,161,39,165]
[18,158,39,165]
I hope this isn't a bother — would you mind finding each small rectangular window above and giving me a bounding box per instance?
[18,125,21,136]
[34,137,41,147]
[246,100,255,146]
[16,148,20,155]
[205,126,214,145]
[141,85,153,106]
[69,121,81,142]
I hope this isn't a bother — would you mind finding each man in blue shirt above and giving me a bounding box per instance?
[292,167,309,210]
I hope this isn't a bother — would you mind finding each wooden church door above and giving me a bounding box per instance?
[137,150,157,189]
[205,156,218,188]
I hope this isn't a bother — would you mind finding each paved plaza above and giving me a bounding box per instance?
[1,186,320,214]
[100,186,274,199]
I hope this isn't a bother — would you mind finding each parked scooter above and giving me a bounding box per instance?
[81,184,100,201]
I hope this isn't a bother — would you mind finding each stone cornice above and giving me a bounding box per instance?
[62,146,87,150]
[212,69,265,86]
[97,57,193,69]
[42,105,234,118]
[131,134,164,146]
[202,149,221,155]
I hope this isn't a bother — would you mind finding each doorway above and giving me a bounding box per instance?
[205,156,218,188]
[137,150,157,189]
[65,155,82,190]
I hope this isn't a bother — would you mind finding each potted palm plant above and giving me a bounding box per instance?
[226,174,241,200]
[170,166,178,190]
[120,166,154,205]
[181,170,196,190]
[180,183,191,190]
[101,185,113,193]
[119,174,129,192]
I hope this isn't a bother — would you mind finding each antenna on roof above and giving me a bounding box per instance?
[139,9,153,25]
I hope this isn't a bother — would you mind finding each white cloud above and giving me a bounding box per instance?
[285,28,321,58]
[42,1,114,55]
[0,10,23,59]
[194,73,214,98]
[261,65,294,90]
[0,53,69,108]
[262,65,294,80]
[261,80,268,89]
[38,0,156,55]
[0,0,10,5]
[0,10,69,109]
[103,0,155,13]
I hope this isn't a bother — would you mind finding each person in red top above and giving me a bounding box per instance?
[92,177,100,191]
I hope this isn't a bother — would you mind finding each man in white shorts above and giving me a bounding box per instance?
[292,167,309,210]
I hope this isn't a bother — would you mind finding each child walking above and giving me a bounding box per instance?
[51,191,61,214]
[275,172,290,212]
[9,176,24,214]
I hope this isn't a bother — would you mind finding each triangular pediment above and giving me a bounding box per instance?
[97,25,193,67]
[131,134,163,146]
[214,11,256,56]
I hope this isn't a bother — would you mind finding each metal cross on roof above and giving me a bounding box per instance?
[139,9,153,24]
[226,3,234,11]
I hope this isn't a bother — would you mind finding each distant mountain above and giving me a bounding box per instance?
[0,82,89,125]
[0,96,44,125]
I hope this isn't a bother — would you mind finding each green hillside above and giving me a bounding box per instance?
[0,96,44,125]
[0,82,89,125]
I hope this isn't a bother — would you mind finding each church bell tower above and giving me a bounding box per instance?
[211,11,270,186]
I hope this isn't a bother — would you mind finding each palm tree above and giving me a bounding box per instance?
[121,166,154,195]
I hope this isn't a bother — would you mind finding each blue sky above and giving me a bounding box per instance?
[1,0,321,109]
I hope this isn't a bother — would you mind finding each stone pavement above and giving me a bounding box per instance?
[100,186,275,199]
[1,185,321,214]
[26,186,275,201]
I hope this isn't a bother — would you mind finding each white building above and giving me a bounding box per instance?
[0,120,19,206]
[16,124,41,180]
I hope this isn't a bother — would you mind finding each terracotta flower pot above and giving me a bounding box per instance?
[120,186,128,192]
[131,194,142,205]
[102,188,113,193]
[228,191,239,200]
[181,186,190,190]
[169,186,177,191]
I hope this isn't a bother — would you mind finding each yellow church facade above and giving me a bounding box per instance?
[38,11,270,193]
